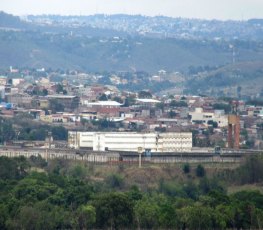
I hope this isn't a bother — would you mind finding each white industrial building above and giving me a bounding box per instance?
[68,131,192,152]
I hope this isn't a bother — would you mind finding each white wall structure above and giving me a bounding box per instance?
[68,131,192,152]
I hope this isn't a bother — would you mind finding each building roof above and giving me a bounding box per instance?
[136,98,161,103]
[87,101,122,106]
[98,101,122,106]
[46,95,77,99]
[97,107,120,114]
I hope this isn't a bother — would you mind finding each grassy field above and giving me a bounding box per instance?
[49,160,241,191]
[228,184,263,194]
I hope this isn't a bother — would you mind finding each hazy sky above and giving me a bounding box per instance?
[1,0,263,20]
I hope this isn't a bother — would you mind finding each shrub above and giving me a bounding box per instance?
[183,163,191,174]
[196,164,206,177]
[105,173,124,189]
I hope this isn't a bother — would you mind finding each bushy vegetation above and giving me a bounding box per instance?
[0,155,263,229]
[0,115,68,142]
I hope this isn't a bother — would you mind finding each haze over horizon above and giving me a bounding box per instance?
[1,0,263,20]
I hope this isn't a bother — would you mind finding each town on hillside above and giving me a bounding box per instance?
[0,66,261,152]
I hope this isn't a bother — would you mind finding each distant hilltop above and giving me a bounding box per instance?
[1,11,263,40]
[0,11,30,29]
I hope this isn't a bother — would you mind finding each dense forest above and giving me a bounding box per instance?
[0,155,263,229]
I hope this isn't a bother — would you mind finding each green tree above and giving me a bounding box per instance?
[98,94,108,101]
[56,84,64,94]
[212,103,232,114]
[29,155,47,168]
[42,88,48,96]
[170,100,187,107]
[113,96,123,103]
[6,204,76,230]
[62,179,93,209]
[138,90,152,99]
[51,126,68,140]
[196,164,206,177]
[233,156,263,184]
[76,205,96,229]
[0,118,15,144]
[199,178,225,195]
[68,165,88,180]
[159,179,185,197]
[158,201,178,228]
[213,204,235,229]
[183,181,200,200]
[124,96,136,107]
[183,163,190,174]
[0,156,29,180]
[49,99,64,113]
[134,198,160,229]
[127,185,143,202]
[105,173,124,189]
[156,102,165,111]
[168,110,176,118]
[178,204,213,230]
[0,204,8,229]
[93,193,133,229]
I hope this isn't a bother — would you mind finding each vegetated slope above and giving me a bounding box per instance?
[2,29,263,73]
[0,11,30,29]
[3,11,263,97]
[186,61,263,96]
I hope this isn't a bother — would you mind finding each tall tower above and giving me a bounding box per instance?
[228,101,240,149]
[228,115,240,149]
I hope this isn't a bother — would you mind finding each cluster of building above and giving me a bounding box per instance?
[0,67,262,151]
[27,15,263,40]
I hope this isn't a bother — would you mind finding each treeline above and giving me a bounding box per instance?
[0,156,263,229]
[0,115,67,143]
[217,155,263,185]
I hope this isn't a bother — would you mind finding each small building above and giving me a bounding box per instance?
[46,95,80,111]
[189,107,228,127]
[36,99,49,109]
[0,76,7,86]
[6,93,33,108]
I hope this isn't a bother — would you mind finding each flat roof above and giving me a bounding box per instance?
[46,95,77,99]
[137,98,161,103]
[87,101,122,106]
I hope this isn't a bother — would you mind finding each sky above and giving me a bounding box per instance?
[1,0,263,20]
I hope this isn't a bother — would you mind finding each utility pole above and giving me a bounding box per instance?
[138,147,143,168]
[45,131,52,161]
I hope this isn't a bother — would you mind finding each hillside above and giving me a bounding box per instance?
[2,29,263,73]
[0,11,30,29]
[186,61,263,96]
[1,11,263,95]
